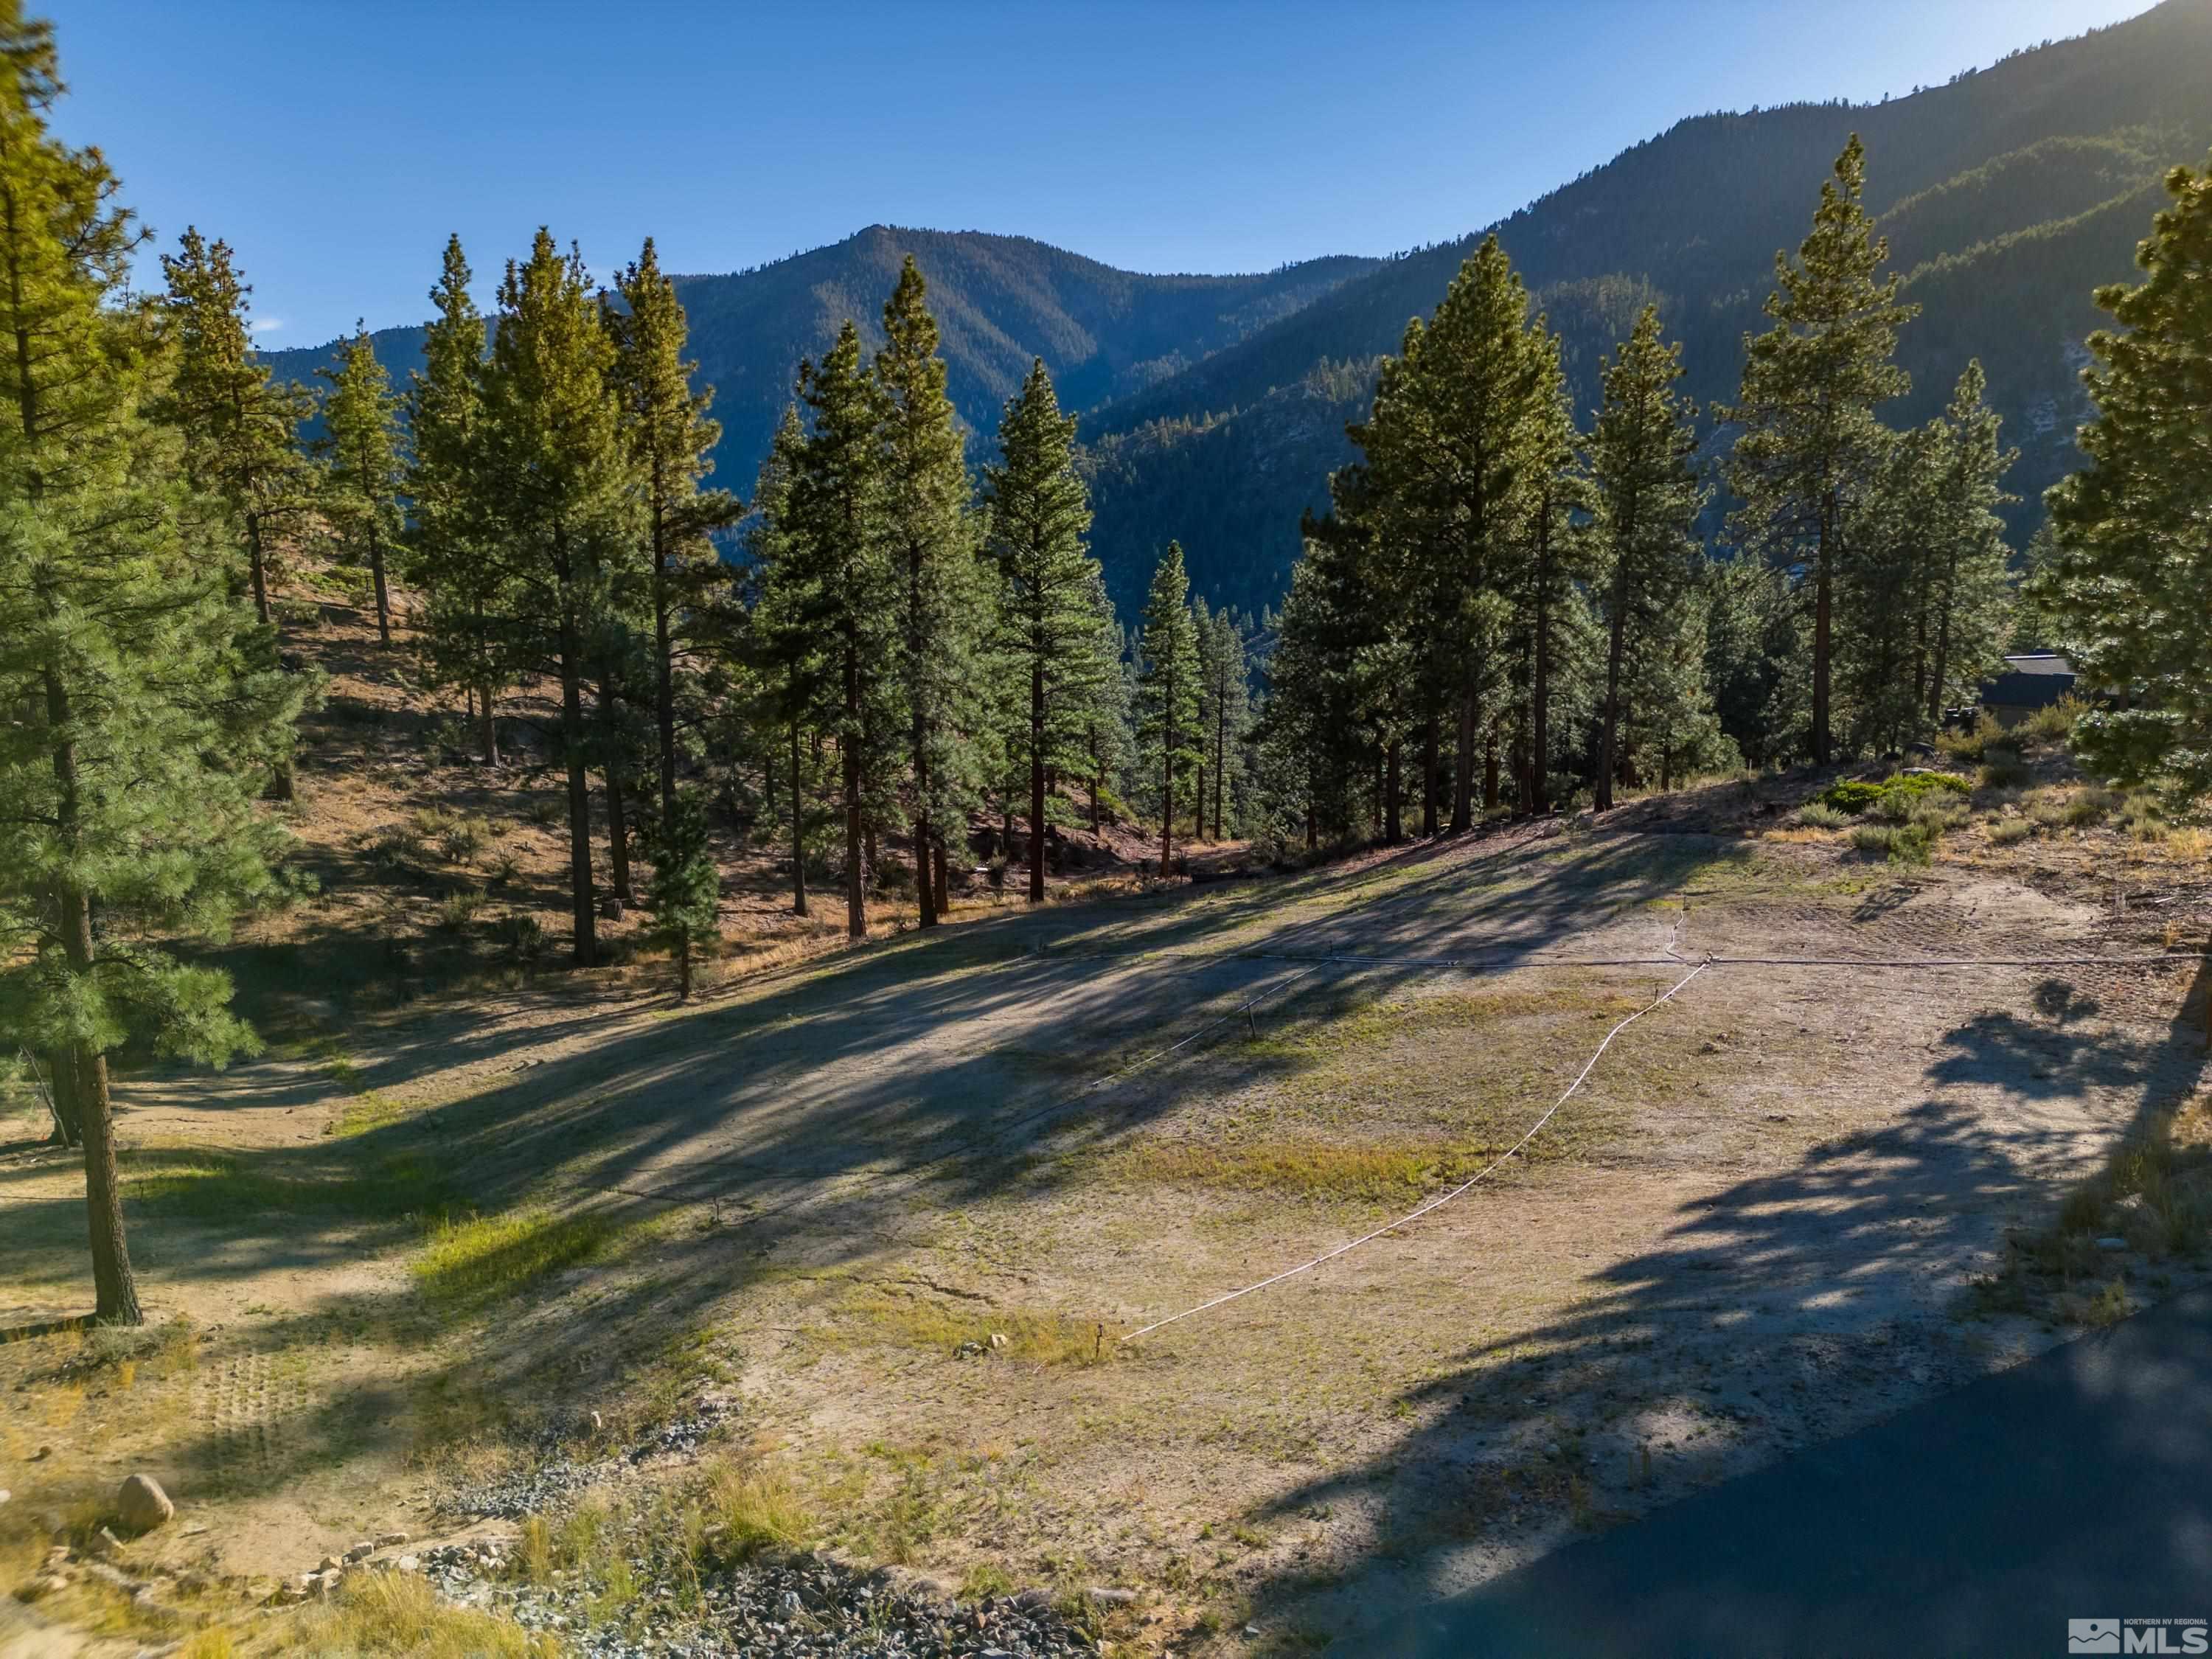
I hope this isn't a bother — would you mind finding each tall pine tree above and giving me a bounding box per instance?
[316,323,406,646]
[1724,134,1914,765]
[2035,151,2212,790]
[476,230,634,965]
[605,237,739,824]
[985,361,1100,905]
[0,10,303,1322]
[1591,305,1703,809]
[1135,542,1202,874]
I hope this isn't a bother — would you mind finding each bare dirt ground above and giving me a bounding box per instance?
[6,773,2211,1653]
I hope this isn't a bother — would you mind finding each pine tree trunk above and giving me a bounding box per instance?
[789,715,807,919]
[843,660,865,941]
[1213,702,1225,841]
[652,495,678,822]
[369,536,392,647]
[1384,740,1402,844]
[560,631,598,968]
[864,820,878,894]
[1597,560,1630,812]
[1927,548,1957,730]
[1451,688,1476,833]
[1158,667,1175,877]
[1422,715,1439,838]
[1483,724,1500,813]
[915,809,936,928]
[1812,493,1835,765]
[1304,796,1317,850]
[1194,757,1206,843]
[607,765,633,905]
[1029,661,1048,904]
[246,511,271,630]
[1531,503,1553,815]
[44,669,141,1324]
[43,1045,80,1147]
[932,836,950,917]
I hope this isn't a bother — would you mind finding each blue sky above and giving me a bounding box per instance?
[46,0,2156,347]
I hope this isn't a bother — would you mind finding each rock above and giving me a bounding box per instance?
[2097,1235,2129,1251]
[780,1588,802,1614]
[317,1555,343,1573]
[396,1555,420,1573]
[0,1489,10,1506]
[1087,1586,1138,1606]
[988,1331,1009,1352]
[1245,1624,1262,1638]
[588,1411,603,1433]
[114,1473,173,1533]
[90,1526,127,1559]
[375,1530,409,1548]
[344,1541,375,1563]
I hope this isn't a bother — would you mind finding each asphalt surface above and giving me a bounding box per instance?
[1380,1290,2212,1658]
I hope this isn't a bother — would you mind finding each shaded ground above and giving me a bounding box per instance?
[1384,1287,2212,1658]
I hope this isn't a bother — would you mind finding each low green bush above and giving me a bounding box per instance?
[1820,771,1969,816]
[1936,713,2005,763]
[1795,801,1852,830]
[1980,747,2031,790]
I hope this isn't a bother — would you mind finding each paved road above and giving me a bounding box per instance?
[1381,1290,2212,1658]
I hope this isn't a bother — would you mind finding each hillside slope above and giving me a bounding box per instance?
[258,226,1380,512]
[1081,0,2212,616]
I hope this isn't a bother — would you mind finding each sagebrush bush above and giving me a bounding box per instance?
[2022,695,2084,745]
[1935,712,2006,763]
[1979,747,2031,790]
[1989,816,2033,846]
[1795,801,1851,830]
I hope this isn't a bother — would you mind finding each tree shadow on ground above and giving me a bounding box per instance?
[1234,954,2212,1652]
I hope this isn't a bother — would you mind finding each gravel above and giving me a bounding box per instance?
[444,1405,736,1520]
[415,1541,1100,1658]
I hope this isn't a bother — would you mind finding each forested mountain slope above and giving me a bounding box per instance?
[1081,0,2212,616]
[258,226,1379,517]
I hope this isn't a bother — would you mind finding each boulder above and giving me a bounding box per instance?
[114,1474,173,1533]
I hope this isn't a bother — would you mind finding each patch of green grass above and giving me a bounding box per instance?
[125,1147,453,1224]
[412,1209,622,1307]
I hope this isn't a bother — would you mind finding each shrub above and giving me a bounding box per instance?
[2022,695,2084,745]
[414,807,490,864]
[1979,748,2031,790]
[1989,816,2033,846]
[525,796,566,830]
[1795,801,1851,830]
[1851,821,1933,865]
[2065,787,2118,827]
[1935,712,2006,763]
[497,912,546,968]
[1820,771,1969,816]
[437,887,487,931]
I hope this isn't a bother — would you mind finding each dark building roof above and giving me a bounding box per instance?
[1982,653,2076,709]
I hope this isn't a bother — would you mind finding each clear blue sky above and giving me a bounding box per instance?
[45,0,2156,348]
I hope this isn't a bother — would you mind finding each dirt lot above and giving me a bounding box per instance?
[6,758,2211,1652]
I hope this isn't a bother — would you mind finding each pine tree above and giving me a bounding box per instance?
[1724,134,1915,765]
[1360,238,1545,830]
[156,228,315,633]
[408,235,508,765]
[1506,325,1594,815]
[1919,361,2015,727]
[605,237,740,824]
[985,360,1103,905]
[476,230,634,965]
[782,322,894,939]
[316,323,406,646]
[1591,305,1703,809]
[644,790,720,1001]
[1135,542,1202,874]
[746,405,823,917]
[875,257,984,925]
[2035,152,2212,790]
[1196,601,1253,839]
[0,10,303,1323]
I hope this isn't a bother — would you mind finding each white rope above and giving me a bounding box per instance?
[1120,955,1714,1343]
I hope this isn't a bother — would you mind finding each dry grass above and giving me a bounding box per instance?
[820,1284,1116,1367]
[291,1571,560,1657]
[1113,1134,1525,1202]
